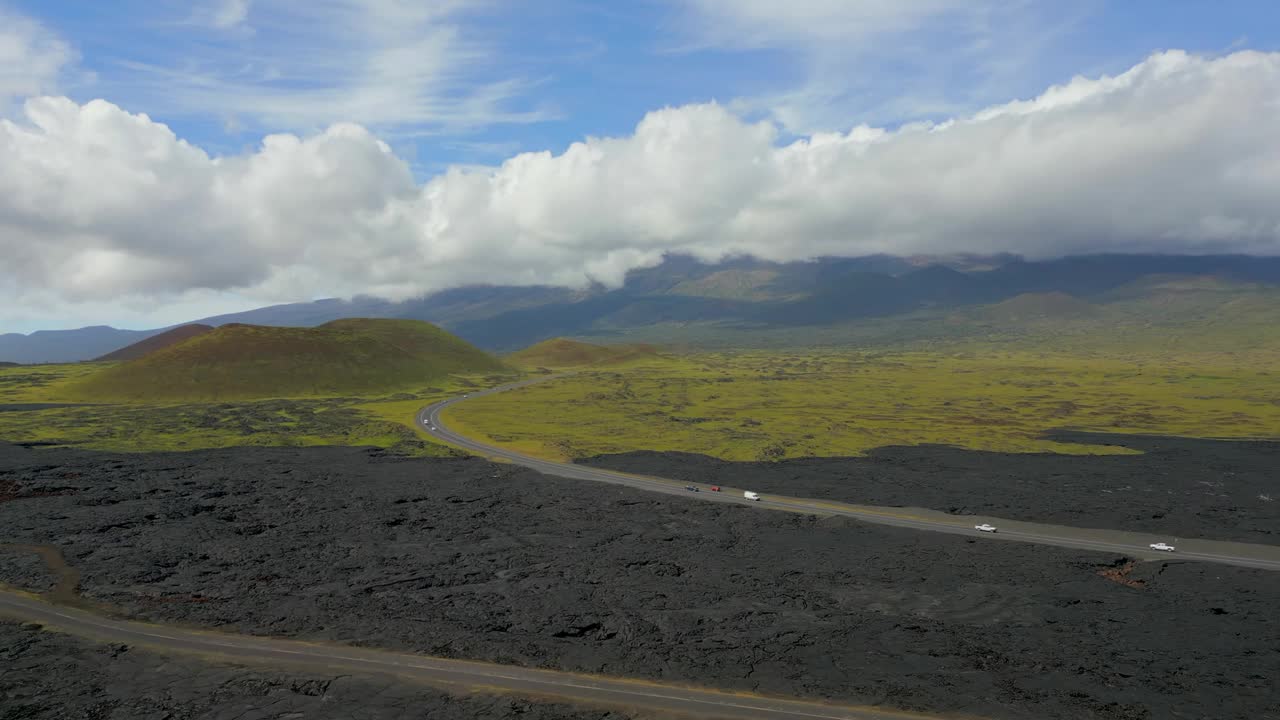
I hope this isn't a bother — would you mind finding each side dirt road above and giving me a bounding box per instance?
[0,588,933,720]
[0,618,627,720]
[2,442,1278,719]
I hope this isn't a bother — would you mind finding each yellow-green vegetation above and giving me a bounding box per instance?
[506,337,664,369]
[445,349,1280,461]
[0,366,510,456]
[64,318,509,402]
[0,363,104,403]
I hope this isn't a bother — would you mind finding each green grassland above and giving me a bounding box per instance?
[506,338,664,369]
[444,349,1280,461]
[6,282,1280,462]
[0,363,104,403]
[0,365,514,456]
[66,318,509,402]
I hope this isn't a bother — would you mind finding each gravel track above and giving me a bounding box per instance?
[0,620,629,720]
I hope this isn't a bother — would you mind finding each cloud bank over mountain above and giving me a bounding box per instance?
[2,50,1279,314]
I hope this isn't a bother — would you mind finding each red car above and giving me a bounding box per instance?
[710,486,721,492]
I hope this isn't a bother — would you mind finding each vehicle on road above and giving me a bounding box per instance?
[974,523,998,533]
[743,491,761,501]
[684,485,699,492]
[1149,542,1176,552]
[710,485,721,492]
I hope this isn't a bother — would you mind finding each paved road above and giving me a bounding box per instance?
[421,377,1280,572]
[0,590,939,720]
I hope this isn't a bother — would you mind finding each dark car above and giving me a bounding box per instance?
[684,485,699,492]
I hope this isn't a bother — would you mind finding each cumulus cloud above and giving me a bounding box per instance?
[0,9,74,106]
[2,50,1279,317]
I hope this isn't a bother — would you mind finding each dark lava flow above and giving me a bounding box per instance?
[1,441,1277,720]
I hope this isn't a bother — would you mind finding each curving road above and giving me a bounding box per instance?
[0,590,941,720]
[421,377,1280,572]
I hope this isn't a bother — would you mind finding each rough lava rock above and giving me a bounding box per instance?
[0,551,58,592]
[0,441,1278,719]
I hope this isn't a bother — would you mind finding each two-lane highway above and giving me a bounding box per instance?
[0,589,950,720]
[421,377,1280,572]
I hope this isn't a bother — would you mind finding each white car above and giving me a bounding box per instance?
[974,523,998,533]
[1149,542,1176,552]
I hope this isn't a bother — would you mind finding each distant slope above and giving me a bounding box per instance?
[667,268,789,300]
[193,297,399,328]
[12,253,1280,361]
[69,319,509,401]
[969,292,1098,322]
[95,324,214,362]
[0,326,163,364]
[923,274,1280,352]
[508,338,662,368]
[191,286,583,330]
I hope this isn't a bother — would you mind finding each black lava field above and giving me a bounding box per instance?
[1,440,1278,719]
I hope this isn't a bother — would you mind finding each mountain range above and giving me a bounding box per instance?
[4,253,1280,363]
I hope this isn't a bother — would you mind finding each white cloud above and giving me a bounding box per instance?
[670,0,1080,134]
[180,0,252,30]
[674,0,979,49]
[2,50,1279,325]
[0,8,74,107]
[212,0,252,29]
[106,0,548,135]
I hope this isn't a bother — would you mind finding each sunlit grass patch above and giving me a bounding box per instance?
[446,349,1280,461]
[0,366,520,457]
[0,363,107,403]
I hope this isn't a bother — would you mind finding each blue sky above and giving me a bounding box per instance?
[3,1,1280,333]
[13,0,1277,176]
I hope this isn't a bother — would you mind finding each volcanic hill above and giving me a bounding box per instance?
[70,319,508,401]
[95,324,214,362]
